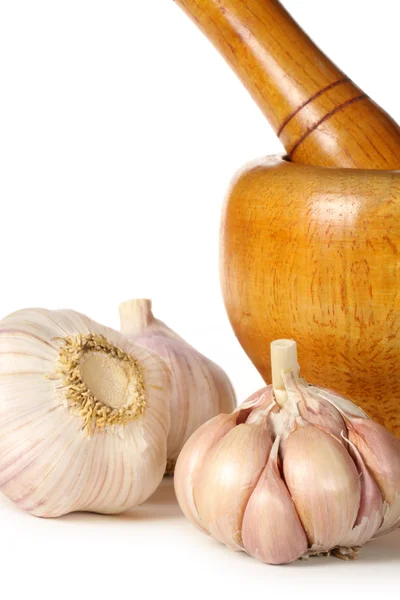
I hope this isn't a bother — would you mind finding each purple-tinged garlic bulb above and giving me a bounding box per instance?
[175,339,400,564]
[0,307,171,517]
[119,299,236,473]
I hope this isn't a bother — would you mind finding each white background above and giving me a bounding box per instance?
[0,1,399,597]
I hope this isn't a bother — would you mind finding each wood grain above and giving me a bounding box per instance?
[174,0,400,169]
[221,157,400,435]
[174,0,400,434]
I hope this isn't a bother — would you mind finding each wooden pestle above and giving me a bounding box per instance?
[174,0,400,169]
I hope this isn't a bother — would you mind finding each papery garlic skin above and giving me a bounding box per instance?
[174,413,236,532]
[341,443,383,547]
[119,299,236,467]
[195,423,272,549]
[174,339,400,565]
[347,418,400,534]
[0,308,171,517]
[174,387,273,533]
[283,426,361,552]
[242,438,308,564]
[242,387,275,424]
[297,387,347,440]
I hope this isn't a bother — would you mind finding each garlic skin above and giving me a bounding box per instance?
[283,425,361,551]
[174,387,272,533]
[347,418,400,534]
[242,438,308,564]
[0,308,171,517]
[341,443,384,547]
[174,413,236,533]
[119,299,236,469]
[174,339,400,564]
[195,423,272,549]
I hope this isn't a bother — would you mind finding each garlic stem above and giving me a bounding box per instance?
[270,339,299,407]
[119,299,154,336]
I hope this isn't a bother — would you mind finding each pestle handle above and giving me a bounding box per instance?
[174,0,400,170]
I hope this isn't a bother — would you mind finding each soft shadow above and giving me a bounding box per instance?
[121,477,183,521]
[359,530,400,564]
[26,477,183,524]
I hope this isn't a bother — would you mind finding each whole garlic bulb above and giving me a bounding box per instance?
[0,307,171,517]
[175,339,400,564]
[119,299,236,471]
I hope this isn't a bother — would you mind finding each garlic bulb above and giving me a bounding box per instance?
[0,307,171,517]
[119,299,236,472]
[175,339,400,564]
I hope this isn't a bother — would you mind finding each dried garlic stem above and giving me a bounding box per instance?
[119,299,154,336]
[270,339,299,407]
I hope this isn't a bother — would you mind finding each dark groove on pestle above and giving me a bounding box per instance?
[288,93,368,159]
[277,77,350,137]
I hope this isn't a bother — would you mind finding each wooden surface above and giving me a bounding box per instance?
[174,0,400,169]
[221,156,400,436]
[175,0,400,433]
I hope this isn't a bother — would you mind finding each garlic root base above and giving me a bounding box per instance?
[301,547,360,561]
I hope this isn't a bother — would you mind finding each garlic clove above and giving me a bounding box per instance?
[242,438,308,564]
[340,442,383,548]
[0,308,171,517]
[194,423,273,549]
[119,299,236,465]
[283,425,361,551]
[347,417,400,534]
[173,338,399,563]
[174,413,236,532]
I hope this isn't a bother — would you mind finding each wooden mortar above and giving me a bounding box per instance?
[174,0,400,434]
